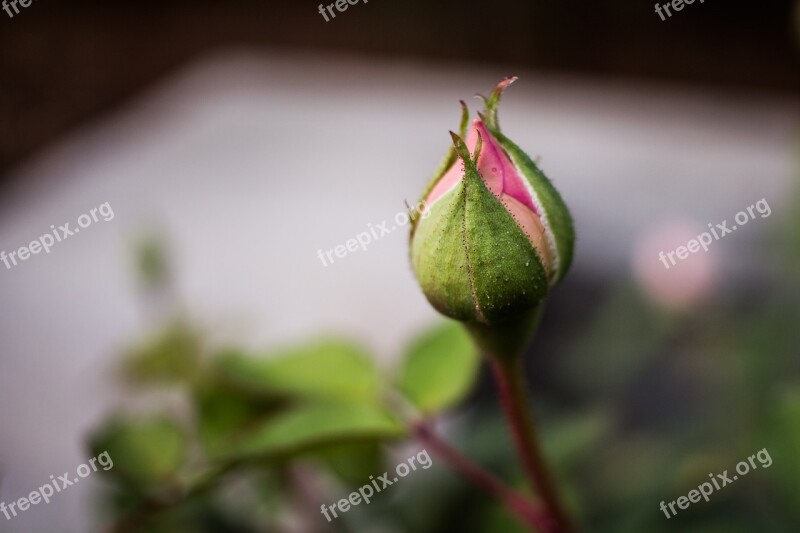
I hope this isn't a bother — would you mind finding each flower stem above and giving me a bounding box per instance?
[489,356,574,533]
[412,421,548,532]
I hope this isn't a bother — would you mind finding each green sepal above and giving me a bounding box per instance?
[489,127,576,282]
[476,76,517,131]
[410,133,550,326]
[466,303,544,360]
[477,82,575,283]
[411,101,470,237]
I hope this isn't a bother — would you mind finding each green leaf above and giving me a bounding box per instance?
[88,416,187,492]
[194,381,285,458]
[399,321,479,414]
[122,321,201,385]
[312,441,386,488]
[216,339,378,404]
[226,402,403,460]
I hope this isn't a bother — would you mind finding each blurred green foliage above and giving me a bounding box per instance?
[89,171,800,532]
[215,340,380,405]
[90,417,187,494]
[88,262,479,532]
[399,321,480,414]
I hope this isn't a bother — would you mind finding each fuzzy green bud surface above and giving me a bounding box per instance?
[410,78,575,355]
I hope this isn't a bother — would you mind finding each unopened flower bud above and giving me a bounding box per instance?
[410,78,575,356]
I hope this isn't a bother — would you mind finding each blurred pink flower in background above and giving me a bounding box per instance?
[632,220,719,311]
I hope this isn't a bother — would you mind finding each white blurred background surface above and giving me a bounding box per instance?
[0,50,797,532]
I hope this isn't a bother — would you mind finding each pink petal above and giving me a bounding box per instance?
[473,121,538,215]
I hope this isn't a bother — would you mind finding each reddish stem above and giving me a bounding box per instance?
[412,421,549,532]
[490,357,574,533]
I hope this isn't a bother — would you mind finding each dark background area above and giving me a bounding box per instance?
[1,0,799,177]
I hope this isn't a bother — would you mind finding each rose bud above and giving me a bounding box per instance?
[410,77,575,357]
